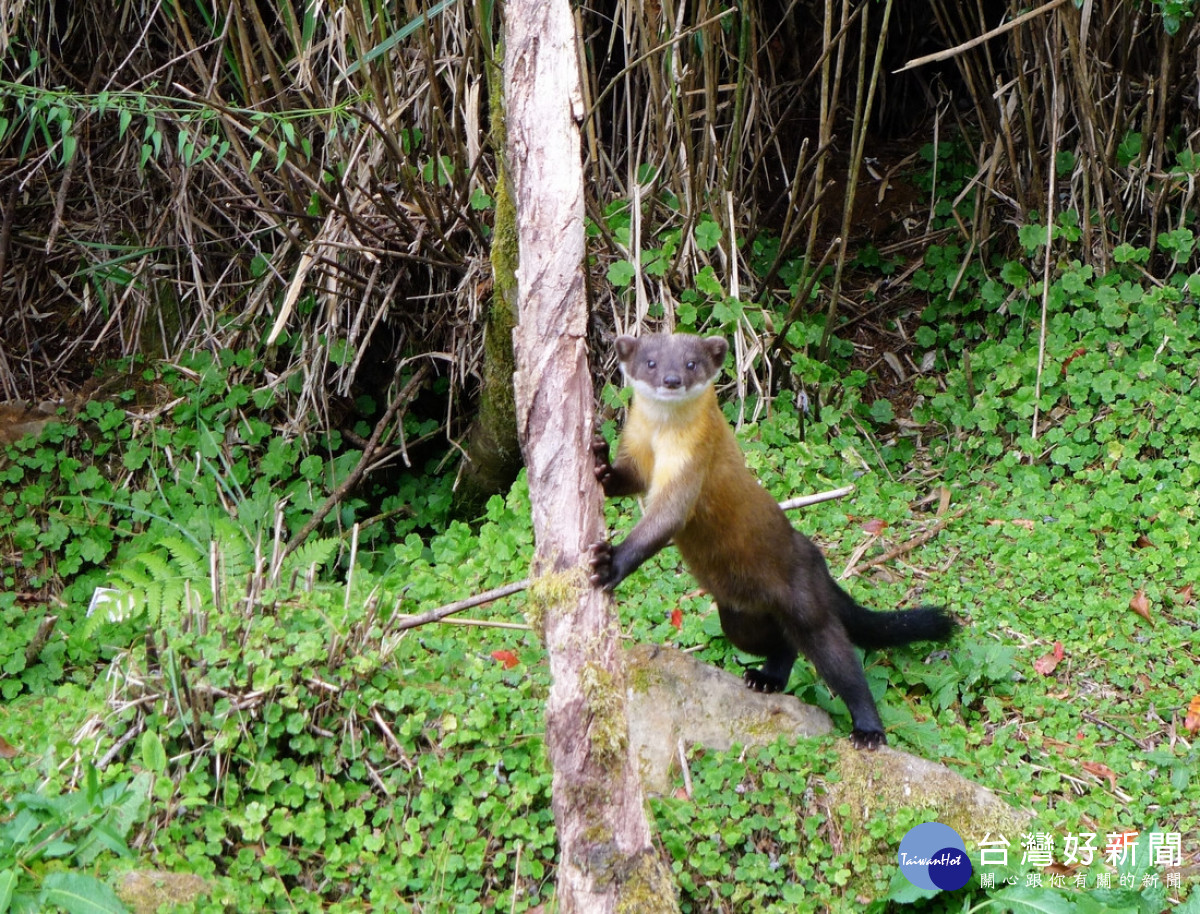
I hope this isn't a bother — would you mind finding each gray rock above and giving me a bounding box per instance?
[624,642,1030,839]
[625,642,833,794]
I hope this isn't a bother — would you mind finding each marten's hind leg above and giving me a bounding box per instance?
[797,623,886,749]
[716,602,798,693]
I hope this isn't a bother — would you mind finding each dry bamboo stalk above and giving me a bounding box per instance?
[895,0,1069,73]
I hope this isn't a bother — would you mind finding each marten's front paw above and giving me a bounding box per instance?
[849,728,886,751]
[588,540,617,590]
[743,669,785,694]
[592,435,614,486]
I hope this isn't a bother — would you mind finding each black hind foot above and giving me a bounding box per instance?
[849,728,886,750]
[744,668,788,693]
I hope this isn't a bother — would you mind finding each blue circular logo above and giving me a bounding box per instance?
[898,823,972,891]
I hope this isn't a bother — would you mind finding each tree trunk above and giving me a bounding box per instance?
[453,50,522,518]
[503,2,678,911]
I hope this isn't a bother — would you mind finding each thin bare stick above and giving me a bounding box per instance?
[779,484,855,511]
[418,617,532,630]
[845,507,968,577]
[392,578,531,632]
[1033,20,1063,442]
[895,0,1069,74]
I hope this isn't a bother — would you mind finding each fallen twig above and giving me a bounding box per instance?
[779,484,855,511]
[393,578,531,631]
[845,506,968,577]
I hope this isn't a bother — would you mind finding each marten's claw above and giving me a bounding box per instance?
[849,729,886,751]
[592,435,614,483]
[743,669,784,694]
[587,540,616,589]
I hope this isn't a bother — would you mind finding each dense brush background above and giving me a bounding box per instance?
[4,0,1197,422]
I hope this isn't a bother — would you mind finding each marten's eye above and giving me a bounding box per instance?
[686,360,696,371]
[647,359,656,369]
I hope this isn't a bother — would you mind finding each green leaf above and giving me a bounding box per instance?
[39,873,129,914]
[985,883,1078,913]
[606,259,635,288]
[868,399,894,424]
[140,729,167,774]
[694,266,724,297]
[1000,260,1031,287]
[694,218,722,252]
[0,868,16,911]
[1017,223,1047,252]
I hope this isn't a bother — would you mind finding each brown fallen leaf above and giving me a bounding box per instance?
[1081,760,1117,790]
[861,518,888,536]
[1176,583,1195,606]
[1129,588,1153,625]
[0,735,17,759]
[985,518,1036,531]
[1044,860,1080,877]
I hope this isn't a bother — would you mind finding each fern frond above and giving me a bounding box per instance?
[161,536,206,578]
[286,537,340,577]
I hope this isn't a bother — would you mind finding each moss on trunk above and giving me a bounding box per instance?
[455,50,522,517]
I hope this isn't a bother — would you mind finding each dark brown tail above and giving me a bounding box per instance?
[836,592,956,651]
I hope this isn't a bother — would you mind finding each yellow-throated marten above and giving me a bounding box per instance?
[589,332,956,749]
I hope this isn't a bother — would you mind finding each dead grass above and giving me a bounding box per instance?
[2,0,1198,427]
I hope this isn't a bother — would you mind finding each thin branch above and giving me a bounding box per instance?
[779,484,855,511]
[392,578,530,632]
[894,0,1069,74]
[844,507,968,577]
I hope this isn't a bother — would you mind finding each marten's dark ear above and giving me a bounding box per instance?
[615,335,638,362]
[704,337,729,364]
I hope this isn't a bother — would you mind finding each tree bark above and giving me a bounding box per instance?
[503,2,678,911]
[453,50,523,517]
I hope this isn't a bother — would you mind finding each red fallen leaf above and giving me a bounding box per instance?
[673,787,690,800]
[862,518,888,535]
[1033,641,1065,675]
[491,650,520,670]
[1061,347,1088,374]
[1081,760,1117,790]
[1176,583,1195,606]
[1184,695,1200,734]
[1129,589,1153,625]
[0,735,17,759]
[669,608,683,630]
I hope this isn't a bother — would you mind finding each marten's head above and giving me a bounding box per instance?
[616,333,728,404]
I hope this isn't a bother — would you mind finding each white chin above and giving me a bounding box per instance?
[629,378,704,402]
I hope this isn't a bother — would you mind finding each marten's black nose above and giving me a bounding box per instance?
[663,374,682,389]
